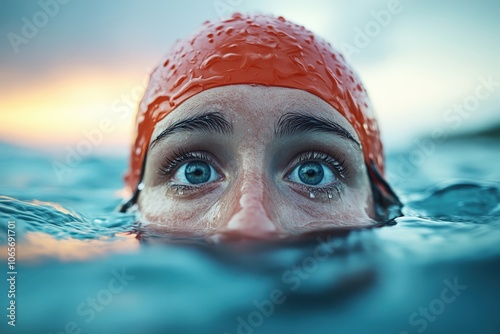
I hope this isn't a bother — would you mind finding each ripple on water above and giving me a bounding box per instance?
[1,138,500,333]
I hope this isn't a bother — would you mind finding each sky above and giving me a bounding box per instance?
[1,0,499,155]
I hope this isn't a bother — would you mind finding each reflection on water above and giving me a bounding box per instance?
[0,134,499,334]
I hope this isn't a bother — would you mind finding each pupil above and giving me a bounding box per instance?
[185,161,211,184]
[298,162,324,185]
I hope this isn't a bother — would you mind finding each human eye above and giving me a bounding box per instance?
[173,160,219,184]
[158,148,222,196]
[285,151,349,200]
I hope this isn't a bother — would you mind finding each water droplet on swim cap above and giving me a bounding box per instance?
[125,13,384,192]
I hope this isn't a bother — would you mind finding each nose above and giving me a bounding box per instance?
[214,180,286,240]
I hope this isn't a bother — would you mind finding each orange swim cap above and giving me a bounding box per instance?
[125,13,384,193]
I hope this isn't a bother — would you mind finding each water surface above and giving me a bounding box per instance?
[0,130,499,334]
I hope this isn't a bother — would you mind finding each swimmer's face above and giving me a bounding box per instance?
[138,85,375,238]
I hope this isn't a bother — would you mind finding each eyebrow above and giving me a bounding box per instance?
[149,111,233,149]
[274,112,361,148]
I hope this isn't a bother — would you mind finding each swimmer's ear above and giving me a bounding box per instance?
[368,160,403,222]
[117,186,141,213]
[117,151,149,213]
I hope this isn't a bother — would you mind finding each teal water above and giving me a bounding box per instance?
[0,131,499,334]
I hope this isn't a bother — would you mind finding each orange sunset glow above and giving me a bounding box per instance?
[1,0,499,154]
[0,66,149,153]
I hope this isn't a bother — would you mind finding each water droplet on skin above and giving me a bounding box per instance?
[178,189,184,196]
[309,192,315,199]
[328,194,333,199]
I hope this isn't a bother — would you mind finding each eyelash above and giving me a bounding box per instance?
[159,148,213,175]
[159,148,220,195]
[294,151,349,179]
[288,151,349,200]
[158,149,350,199]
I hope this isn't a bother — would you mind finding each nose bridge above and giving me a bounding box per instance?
[235,154,269,211]
[240,168,266,203]
[216,159,282,238]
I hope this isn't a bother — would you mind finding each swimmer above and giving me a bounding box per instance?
[120,13,401,239]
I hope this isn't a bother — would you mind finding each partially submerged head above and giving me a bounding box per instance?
[122,13,400,239]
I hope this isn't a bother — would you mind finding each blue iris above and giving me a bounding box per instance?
[185,161,211,184]
[298,162,324,185]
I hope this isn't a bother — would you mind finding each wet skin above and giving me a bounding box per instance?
[138,85,375,239]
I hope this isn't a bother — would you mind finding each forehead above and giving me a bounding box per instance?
[150,85,359,141]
